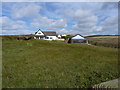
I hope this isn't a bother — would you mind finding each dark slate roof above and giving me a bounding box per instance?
[42,31,57,36]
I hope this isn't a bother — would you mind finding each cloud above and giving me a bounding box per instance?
[101,2,118,10]
[10,2,67,30]
[16,20,26,24]
[1,16,27,29]
[1,2,118,35]
[53,6,106,34]
[45,19,67,29]
[71,9,101,34]
[100,15,118,34]
[72,13,118,35]
[57,28,69,34]
[11,3,41,19]
[1,16,34,35]
[2,29,34,35]
[31,17,67,30]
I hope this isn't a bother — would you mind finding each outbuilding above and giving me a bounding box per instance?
[68,34,88,44]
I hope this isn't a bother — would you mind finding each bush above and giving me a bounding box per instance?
[2,35,34,41]
[61,35,73,40]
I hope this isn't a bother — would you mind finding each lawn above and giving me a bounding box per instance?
[2,38,119,88]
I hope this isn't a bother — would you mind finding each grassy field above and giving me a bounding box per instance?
[2,37,119,88]
[87,35,119,48]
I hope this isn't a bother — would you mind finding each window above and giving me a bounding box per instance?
[36,36,40,39]
[73,40,86,43]
[45,37,49,39]
[50,37,52,39]
[73,40,79,43]
[38,33,41,34]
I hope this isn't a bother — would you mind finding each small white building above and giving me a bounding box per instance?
[34,29,63,41]
[68,34,88,44]
[61,34,67,37]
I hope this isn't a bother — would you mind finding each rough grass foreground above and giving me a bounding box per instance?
[2,39,119,88]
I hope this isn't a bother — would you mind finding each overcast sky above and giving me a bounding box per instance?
[1,2,118,35]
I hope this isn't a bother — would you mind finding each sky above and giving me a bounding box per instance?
[1,2,118,35]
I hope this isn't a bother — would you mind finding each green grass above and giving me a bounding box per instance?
[88,38,119,48]
[2,39,119,88]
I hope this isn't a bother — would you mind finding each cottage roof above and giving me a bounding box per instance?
[72,34,85,39]
[43,31,57,36]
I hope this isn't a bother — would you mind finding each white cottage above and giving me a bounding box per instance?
[34,29,58,40]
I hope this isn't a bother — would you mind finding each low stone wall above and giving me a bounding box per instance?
[92,78,120,89]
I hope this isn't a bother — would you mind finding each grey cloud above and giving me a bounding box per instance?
[1,16,31,35]
[2,2,118,35]
[10,3,67,30]
[101,2,118,10]
[31,17,67,30]
[11,3,41,19]
[101,15,118,31]
[71,9,100,34]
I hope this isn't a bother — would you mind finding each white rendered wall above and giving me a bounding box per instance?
[44,36,58,40]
